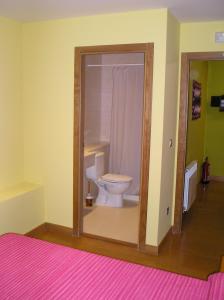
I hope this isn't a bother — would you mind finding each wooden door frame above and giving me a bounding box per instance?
[73,43,154,249]
[173,51,224,234]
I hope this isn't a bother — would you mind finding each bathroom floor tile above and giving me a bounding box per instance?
[83,200,139,243]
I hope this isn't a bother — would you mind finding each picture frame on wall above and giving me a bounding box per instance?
[192,80,201,120]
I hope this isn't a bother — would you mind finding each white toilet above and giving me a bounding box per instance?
[86,152,132,207]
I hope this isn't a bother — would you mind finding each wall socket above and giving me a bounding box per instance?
[166,207,170,215]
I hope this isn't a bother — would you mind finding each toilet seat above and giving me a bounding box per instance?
[96,173,133,207]
[101,173,132,183]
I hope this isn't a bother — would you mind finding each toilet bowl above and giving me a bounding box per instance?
[86,152,132,207]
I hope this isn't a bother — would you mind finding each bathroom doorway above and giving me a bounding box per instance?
[74,44,153,249]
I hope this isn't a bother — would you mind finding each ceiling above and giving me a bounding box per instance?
[0,0,223,23]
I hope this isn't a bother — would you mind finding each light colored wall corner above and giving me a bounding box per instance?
[21,22,47,222]
[157,11,180,244]
[21,9,168,245]
[0,17,23,189]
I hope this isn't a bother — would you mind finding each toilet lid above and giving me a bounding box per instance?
[101,173,132,183]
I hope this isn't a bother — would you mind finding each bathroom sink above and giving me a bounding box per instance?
[84,151,95,168]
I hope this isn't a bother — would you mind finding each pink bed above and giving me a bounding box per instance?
[0,233,223,299]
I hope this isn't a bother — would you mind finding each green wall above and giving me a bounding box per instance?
[186,61,208,181]
[205,61,224,176]
[186,60,224,178]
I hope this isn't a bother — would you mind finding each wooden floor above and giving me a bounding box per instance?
[27,181,224,280]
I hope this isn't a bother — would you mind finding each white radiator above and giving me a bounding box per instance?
[183,161,198,212]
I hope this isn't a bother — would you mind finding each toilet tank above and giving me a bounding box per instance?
[86,152,104,180]
[84,142,109,199]
[84,142,110,173]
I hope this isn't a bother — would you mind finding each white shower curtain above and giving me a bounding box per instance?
[109,66,144,195]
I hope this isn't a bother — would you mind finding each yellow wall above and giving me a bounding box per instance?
[0,18,23,189]
[158,12,180,243]
[205,61,224,176]
[3,11,223,245]
[180,21,224,52]
[186,61,208,181]
[22,9,172,246]
[0,18,45,235]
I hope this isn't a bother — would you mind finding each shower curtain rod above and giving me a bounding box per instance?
[87,63,144,67]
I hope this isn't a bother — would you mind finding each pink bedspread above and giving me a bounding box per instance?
[0,234,223,299]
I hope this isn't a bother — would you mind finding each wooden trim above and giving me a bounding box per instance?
[220,256,224,272]
[141,227,172,256]
[141,244,159,256]
[77,43,150,54]
[26,222,158,256]
[26,222,159,255]
[158,227,172,251]
[82,232,137,248]
[26,223,47,236]
[73,43,154,249]
[181,52,224,61]
[138,43,153,249]
[173,52,224,234]
[45,223,73,236]
[26,223,74,237]
[173,53,189,234]
[73,47,82,236]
